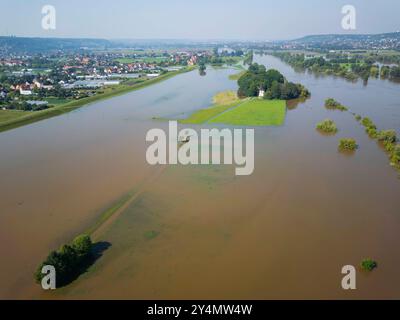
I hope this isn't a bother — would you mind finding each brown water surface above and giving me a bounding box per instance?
[1,56,400,299]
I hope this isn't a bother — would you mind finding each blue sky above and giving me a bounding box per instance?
[0,0,399,40]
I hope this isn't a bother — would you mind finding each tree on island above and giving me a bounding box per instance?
[34,234,93,287]
[237,63,310,100]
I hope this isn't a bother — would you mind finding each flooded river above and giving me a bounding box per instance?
[1,55,400,299]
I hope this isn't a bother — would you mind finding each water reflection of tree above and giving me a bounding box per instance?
[199,63,206,76]
[286,97,309,110]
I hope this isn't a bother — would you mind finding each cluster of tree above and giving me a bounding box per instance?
[35,85,74,99]
[325,98,348,111]
[350,63,373,81]
[216,48,244,57]
[372,53,400,65]
[274,51,400,82]
[243,50,253,65]
[357,114,400,172]
[264,81,309,100]
[237,63,310,100]
[198,60,206,76]
[389,66,400,79]
[209,56,241,66]
[381,66,391,78]
[34,234,93,287]
[5,101,51,111]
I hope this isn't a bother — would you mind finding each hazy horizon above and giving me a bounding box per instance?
[1,0,399,41]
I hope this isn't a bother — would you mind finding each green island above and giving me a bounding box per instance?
[316,119,338,134]
[338,138,358,151]
[179,63,309,126]
[325,98,348,111]
[35,234,94,287]
[0,67,194,132]
[361,258,378,272]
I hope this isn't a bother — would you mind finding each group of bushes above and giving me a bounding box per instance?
[316,119,338,134]
[391,145,400,170]
[316,119,357,151]
[324,98,348,111]
[359,116,378,138]
[357,115,400,170]
[34,234,93,287]
[361,258,378,272]
[338,138,358,151]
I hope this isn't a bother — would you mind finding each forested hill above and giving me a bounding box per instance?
[0,37,112,55]
[289,32,400,50]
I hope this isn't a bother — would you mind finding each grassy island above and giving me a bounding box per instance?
[178,63,310,126]
[179,63,310,127]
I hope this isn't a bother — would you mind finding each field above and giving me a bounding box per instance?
[212,90,239,105]
[179,101,241,124]
[179,91,286,126]
[180,90,241,124]
[45,97,72,105]
[209,99,286,126]
[0,109,33,122]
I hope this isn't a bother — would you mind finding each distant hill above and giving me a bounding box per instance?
[294,32,400,42]
[0,37,214,56]
[289,32,400,50]
[2,32,400,55]
[0,37,112,55]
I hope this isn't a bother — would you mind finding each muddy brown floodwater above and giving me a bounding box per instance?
[1,56,400,299]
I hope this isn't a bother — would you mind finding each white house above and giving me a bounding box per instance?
[102,80,120,86]
[19,88,32,95]
[258,89,265,98]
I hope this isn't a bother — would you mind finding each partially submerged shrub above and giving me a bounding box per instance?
[390,144,400,169]
[377,130,397,152]
[361,117,377,130]
[357,115,400,173]
[325,98,348,111]
[366,127,378,138]
[338,138,358,151]
[377,129,397,144]
[360,258,377,271]
[355,114,362,121]
[316,119,338,133]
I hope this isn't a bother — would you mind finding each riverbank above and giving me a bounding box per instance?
[0,66,195,133]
